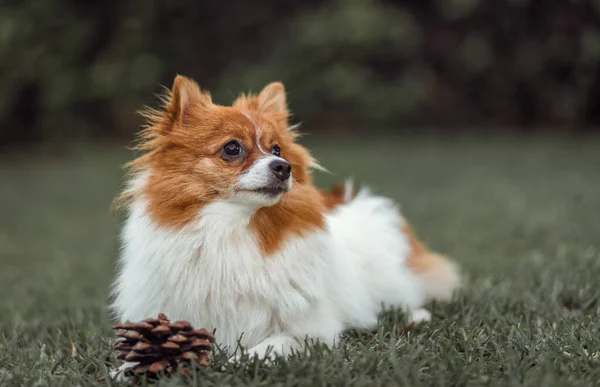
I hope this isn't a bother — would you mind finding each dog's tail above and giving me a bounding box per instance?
[402,224,461,302]
[320,178,355,211]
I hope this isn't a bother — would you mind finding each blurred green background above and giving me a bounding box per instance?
[3,0,600,147]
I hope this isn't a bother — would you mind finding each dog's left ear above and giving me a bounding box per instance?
[257,82,287,114]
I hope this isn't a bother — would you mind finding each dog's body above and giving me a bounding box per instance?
[112,76,460,359]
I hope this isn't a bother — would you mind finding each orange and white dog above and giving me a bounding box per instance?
[112,76,460,362]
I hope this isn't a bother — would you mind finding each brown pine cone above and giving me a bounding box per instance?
[108,313,215,383]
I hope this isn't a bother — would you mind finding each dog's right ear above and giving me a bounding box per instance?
[168,75,211,125]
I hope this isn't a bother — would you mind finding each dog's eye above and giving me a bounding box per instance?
[223,141,243,158]
[271,144,281,157]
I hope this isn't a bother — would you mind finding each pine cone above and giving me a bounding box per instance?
[110,313,215,383]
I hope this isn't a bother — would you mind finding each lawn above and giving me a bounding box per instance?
[1,135,599,386]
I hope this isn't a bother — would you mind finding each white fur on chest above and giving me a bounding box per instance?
[112,199,331,349]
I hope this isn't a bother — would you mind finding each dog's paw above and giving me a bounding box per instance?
[407,308,432,325]
[224,349,276,370]
[108,361,138,382]
[226,336,294,367]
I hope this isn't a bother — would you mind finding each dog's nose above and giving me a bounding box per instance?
[269,159,291,181]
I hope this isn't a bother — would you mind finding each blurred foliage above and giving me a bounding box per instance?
[1,0,600,145]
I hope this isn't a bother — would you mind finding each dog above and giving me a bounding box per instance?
[112,75,460,363]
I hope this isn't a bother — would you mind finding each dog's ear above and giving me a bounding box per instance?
[234,82,289,129]
[256,82,287,115]
[234,82,288,115]
[168,75,211,124]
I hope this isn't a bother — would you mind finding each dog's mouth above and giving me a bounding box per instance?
[240,186,289,197]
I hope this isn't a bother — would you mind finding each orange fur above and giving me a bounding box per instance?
[251,184,326,255]
[402,224,436,273]
[402,223,459,301]
[319,184,354,211]
[122,75,324,254]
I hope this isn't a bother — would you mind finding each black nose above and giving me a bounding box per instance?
[269,159,291,181]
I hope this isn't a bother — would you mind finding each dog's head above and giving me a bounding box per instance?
[126,76,319,227]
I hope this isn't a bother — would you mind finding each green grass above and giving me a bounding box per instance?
[1,135,599,386]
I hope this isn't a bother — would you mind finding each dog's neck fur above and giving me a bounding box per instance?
[128,171,327,256]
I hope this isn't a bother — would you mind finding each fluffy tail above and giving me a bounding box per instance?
[402,224,461,302]
[320,179,355,211]
[321,183,461,301]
